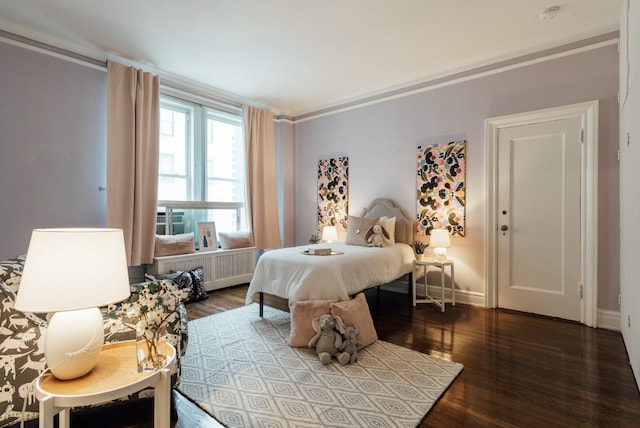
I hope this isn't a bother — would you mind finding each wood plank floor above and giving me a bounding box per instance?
[67,283,640,427]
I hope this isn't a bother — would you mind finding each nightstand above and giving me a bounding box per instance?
[413,257,455,312]
[35,340,176,428]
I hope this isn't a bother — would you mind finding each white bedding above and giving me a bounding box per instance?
[245,242,415,304]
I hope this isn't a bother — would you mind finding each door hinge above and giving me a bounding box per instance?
[618,149,621,161]
[579,283,584,299]
[580,129,584,143]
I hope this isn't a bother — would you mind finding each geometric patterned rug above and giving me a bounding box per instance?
[178,304,463,427]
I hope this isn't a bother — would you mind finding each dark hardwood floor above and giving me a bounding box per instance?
[66,284,640,427]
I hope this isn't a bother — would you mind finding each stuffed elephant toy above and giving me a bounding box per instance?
[339,325,363,364]
[308,314,350,365]
[365,224,390,247]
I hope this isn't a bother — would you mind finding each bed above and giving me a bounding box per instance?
[246,198,416,315]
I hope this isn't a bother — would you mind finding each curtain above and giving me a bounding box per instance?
[106,61,159,266]
[243,105,282,249]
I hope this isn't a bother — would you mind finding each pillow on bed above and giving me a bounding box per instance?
[330,293,378,347]
[345,216,380,246]
[288,299,337,347]
[379,216,396,244]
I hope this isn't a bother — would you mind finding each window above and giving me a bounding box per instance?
[158,96,247,243]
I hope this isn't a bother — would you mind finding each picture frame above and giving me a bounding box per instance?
[197,221,217,251]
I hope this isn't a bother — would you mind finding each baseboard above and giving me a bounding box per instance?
[597,308,620,331]
[383,280,620,330]
[380,281,486,307]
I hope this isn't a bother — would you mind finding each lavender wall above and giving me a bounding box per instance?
[0,42,107,259]
[293,44,620,311]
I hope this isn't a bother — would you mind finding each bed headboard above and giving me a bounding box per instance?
[361,198,415,245]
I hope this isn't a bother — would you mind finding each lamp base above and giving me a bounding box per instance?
[434,247,447,261]
[45,307,104,380]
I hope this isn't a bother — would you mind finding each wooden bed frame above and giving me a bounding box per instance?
[255,198,415,316]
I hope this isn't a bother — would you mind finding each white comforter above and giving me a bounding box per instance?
[245,242,415,304]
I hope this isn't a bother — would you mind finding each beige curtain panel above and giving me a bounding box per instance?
[106,61,159,266]
[244,105,282,249]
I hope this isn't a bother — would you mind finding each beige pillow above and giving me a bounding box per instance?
[288,299,336,347]
[330,293,378,347]
[154,232,195,257]
[379,216,396,244]
[345,216,380,246]
[218,231,253,249]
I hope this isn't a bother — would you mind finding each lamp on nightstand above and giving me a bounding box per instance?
[15,228,130,380]
[430,229,451,261]
[322,225,338,243]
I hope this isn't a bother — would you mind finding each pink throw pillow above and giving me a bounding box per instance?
[218,231,254,250]
[330,293,378,347]
[154,233,195,257]
[345,216,380,246]
[288,299,336,347]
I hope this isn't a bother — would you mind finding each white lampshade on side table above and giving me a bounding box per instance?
[430,229,451,261]
[15,228,131,380]
[322,225,338,242]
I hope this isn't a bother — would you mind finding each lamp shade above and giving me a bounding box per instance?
[322,225,338,242]
[15,228,131,313]
[430,229,451,248]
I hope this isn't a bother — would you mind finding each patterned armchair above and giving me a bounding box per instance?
[0,255,188,428]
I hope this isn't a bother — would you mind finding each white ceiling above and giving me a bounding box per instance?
[0,0,621,117]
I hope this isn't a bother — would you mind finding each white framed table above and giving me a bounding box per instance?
[35,340,176,428]
[413,257,455,312]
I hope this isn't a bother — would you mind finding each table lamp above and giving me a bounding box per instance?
[322,225,338,242]
[15,228,131,380]
[430,229,451,261]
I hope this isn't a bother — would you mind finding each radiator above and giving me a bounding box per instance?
[147,247,256,291]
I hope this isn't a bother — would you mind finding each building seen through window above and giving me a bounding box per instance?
[157,96,247,248]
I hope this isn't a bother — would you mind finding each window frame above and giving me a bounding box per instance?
[157,94,247,234]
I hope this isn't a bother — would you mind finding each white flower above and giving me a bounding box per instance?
[106,280,187,336]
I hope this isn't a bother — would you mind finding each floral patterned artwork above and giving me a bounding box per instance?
[417,140,466,237]
[318,157,349,232]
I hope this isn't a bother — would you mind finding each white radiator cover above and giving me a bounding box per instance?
[147,247,256,291]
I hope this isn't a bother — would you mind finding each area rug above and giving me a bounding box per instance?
[178,304,463,427]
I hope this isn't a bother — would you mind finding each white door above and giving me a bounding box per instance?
[497,117,582,321]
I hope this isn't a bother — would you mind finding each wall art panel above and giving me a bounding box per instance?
[318,157,349,232]
[417,140,465,236]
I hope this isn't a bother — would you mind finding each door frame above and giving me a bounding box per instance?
[485,101,599,327]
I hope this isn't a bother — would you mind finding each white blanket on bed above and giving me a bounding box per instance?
[245,242,415,304]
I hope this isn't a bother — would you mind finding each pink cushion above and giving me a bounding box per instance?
[154,233,195,257]
[287,299,336,347]
[330,293,378,347]
[218,231,254,249]
[345,216,380,246]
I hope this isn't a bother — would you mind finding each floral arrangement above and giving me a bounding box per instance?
[412,240,428,254]
[106,281,189,370]
[309,233,320,244]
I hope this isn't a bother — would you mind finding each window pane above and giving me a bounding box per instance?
[207,179,243,201]
[159,107,188,176]
[207,113,244,202]
[158,95,248,233]
[158,176,187,201]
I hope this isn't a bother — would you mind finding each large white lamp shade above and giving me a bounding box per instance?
[430,229,451,260]
[15,228,130,380]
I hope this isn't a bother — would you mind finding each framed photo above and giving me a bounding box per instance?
[197,222,217,251]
